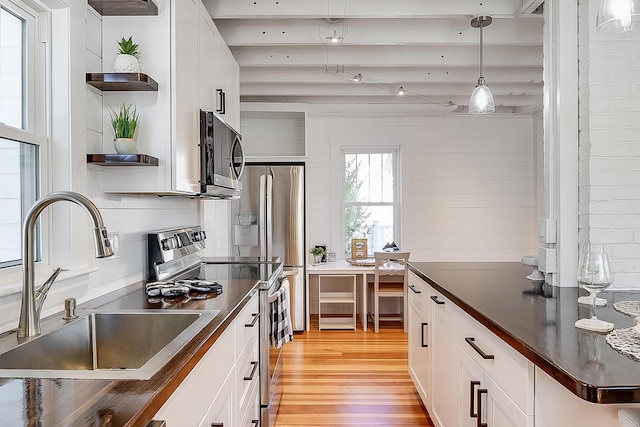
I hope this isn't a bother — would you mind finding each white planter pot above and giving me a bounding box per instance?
[114,54,140,73]
[114,138,137,154]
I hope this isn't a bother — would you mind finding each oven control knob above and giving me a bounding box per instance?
[161,236,179,250]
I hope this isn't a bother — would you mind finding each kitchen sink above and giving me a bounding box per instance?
[0,310,220,380]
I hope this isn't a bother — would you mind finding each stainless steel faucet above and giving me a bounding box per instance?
[18,191,114,338]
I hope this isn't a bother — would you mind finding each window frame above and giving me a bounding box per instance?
[340,146,400,258]
[0,0,50,280]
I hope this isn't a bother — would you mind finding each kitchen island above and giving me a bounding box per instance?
[409,261,640,426]
[0,275,259,426]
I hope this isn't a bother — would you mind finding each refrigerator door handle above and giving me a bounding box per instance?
[265,174,273,260]
[259,174,267,256]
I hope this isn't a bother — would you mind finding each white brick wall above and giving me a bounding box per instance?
[580,0,640,289]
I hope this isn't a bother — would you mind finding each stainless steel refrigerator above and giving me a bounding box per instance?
[230,163,306,331]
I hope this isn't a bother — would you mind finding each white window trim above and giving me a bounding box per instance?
[0,0,52,285]
[338,146,401,257]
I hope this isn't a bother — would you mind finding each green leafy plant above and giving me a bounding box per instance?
[108,103,140,139]
[117,36,139,56]
[310,246,325,256]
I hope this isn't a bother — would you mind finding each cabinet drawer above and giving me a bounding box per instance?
[455,306,534,415]
[408,271,431,312]
[239,375,260,427]
[236,326,260,418]
[235,292,260,357]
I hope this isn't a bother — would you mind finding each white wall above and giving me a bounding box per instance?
[306,111,538,262]
[579,0,640,289]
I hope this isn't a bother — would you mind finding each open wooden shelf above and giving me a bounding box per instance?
[88,0,158,16]
[86,73,158,91]
[87,153,159,166]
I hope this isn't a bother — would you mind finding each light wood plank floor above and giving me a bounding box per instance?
[275,317,434,426]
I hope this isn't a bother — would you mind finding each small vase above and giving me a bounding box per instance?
[114,138,137,154]
[313,255,322,264]
[114,54,140,73]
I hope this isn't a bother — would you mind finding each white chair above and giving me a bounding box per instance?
[368,251,410,333]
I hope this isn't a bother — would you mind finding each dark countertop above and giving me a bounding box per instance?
[409,261,640,404]
[0,270,260,426]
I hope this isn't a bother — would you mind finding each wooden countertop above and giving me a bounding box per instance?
[409,261,640,404]
[0,274,259,426]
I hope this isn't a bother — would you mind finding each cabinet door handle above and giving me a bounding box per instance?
[245,313,259,327]
[409,284,421,294]
[477,388,488,427]
[211,424,224,427]
[251,420,259,427]
[420,322,428,348]
[470,380,481,418]
[465,337,495,360]
[216,89,225,114]
[430,295,445,305]
[244,360,259,381]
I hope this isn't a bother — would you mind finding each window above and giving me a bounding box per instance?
[0,0,47,269]
[342,149,399,257]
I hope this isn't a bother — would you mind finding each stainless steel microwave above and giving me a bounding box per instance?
[199,110,245,199]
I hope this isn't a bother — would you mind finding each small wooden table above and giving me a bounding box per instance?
[306,259,405,332]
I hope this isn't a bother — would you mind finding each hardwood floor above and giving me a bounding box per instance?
[275,317,434,426]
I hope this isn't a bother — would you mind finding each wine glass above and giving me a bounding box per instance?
[575,244,614,332]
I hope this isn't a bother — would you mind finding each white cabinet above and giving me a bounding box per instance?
[212,22,240,131]
[154,292,260,426]
[430,288,455,427]
[100,0,240,195]
[409,271,532,427]
[455,344,532,427]
[407,271,454,427]
[408,279,431,407]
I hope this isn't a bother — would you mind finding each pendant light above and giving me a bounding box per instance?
[596,0,640,32]
[469,16,495,114]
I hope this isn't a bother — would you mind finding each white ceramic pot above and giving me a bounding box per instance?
[114,54,140,73]
[113,138,137,154]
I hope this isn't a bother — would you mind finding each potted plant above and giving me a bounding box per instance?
[114,36,140,73]
[310,246,325,264]
[108,103,140,154]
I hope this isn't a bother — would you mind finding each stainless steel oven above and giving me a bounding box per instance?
[147,228,288,427]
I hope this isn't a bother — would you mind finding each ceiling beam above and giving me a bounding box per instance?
[239,66,543,84]
[231,45,543,67]
[215,17,543,47]
[205,0,527,19]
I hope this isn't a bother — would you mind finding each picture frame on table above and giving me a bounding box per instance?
[351,238,368,259]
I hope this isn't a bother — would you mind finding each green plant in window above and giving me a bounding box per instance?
[344,156,372,255]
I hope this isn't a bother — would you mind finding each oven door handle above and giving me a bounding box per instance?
[268,277,288,303]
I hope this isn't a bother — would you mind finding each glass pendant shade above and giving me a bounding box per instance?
[469,16,494,115]
[469,77,495,114]
[596,0,640,32]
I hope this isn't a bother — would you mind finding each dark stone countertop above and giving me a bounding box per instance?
[0,270,260,426]
[409,261,640,404]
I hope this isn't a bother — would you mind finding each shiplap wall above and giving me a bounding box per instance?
[578,0,640,289]
[306,112,539,263]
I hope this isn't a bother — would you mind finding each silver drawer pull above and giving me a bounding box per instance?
[245,313,259,327]
[465,337,495,360]
[409,284,421,294]
[244,360,259,381]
